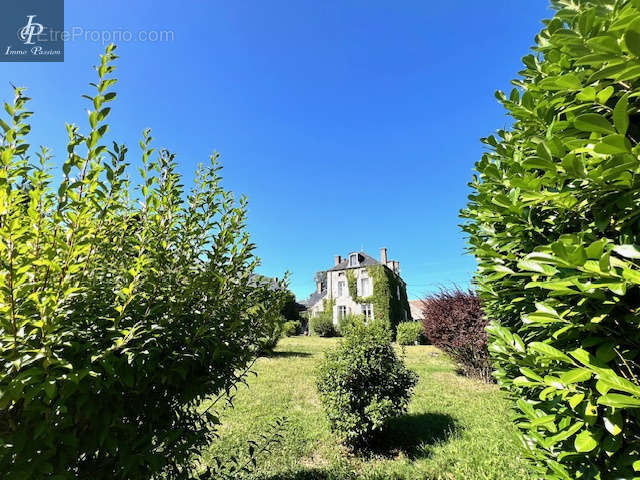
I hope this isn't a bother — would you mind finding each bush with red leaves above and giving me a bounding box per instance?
[420,288,491,381]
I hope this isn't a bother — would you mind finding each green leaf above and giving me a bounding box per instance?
[613,94,630,134]
[622,268,640,284]
[576,86,596,102]
[574,429,598,452]
[540,73,583,91]
[522,157,557,172]
[598,393,640,408]
[549,421,584,444]
[625,30,640,57]
[569,393,585,409]
[560,368,592,384]
[530,342,573,363]
[44,380,56,399]
[520,367,544,382]
[575,114,616,134]
[597,371,640,396]
[517,259,558,276]
[594,135,631,155]
[597,86,615,104]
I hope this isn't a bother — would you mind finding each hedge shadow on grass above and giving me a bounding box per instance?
[266,351,312,358]
[255,469,340,480]
[366,412,459,459]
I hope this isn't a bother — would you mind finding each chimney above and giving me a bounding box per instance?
[316,281,322,294]
[334,255,342,266]
[392,260,399,274]
[380,247,388,266]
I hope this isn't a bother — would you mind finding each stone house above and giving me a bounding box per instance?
[409,300,425,323]
[302,248,411,329]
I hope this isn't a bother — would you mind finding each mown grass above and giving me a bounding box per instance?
[200,336,533,480]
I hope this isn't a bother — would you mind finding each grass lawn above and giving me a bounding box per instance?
[200,336,533,480]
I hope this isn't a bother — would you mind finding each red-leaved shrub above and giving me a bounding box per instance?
[421,288,491,381]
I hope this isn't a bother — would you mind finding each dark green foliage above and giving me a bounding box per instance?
[461,1,640,477]
[0,45,285,479]
[421,289,490,381]
[309,312,336,337]
[367,265,411,336]
[280,290,302,321]
[282,320,302,336]
[316,324,418,447]
[396,321,425,346]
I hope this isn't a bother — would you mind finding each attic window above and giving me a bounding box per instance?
[349,254,358,267]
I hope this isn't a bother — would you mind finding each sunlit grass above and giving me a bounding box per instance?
[201,336,533,480]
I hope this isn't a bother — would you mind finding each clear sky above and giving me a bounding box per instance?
[1,1,552,301]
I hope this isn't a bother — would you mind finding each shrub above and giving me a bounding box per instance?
[396,321,425,346]
[421,289,490,381]
[461,1,640,477]
[337,313,365,336]
[0,45,285,479]
[282,320,301,336]
[316,324,418,447]
[258,313,288,353]
[310,312,336,337]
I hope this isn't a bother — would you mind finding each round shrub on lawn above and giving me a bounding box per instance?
[282,320,301,336]
[310,312,336,337]
[396,321,425,345]
[337,313,365,336]
[316,324,418,447]
[462,1,640,477]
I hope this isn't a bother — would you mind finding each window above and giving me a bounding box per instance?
[337,281,346,297]
[338,305,347,319]
[396,285,400,299]
[360,277,371,297]
[362,303,373,322]
[349,253,358,266]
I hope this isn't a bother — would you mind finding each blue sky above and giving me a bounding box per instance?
[1,1,552,301]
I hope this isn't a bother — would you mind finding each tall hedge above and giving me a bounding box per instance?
[0,45,285,479]
[462,1,640,478]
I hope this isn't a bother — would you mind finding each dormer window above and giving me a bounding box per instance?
[349,253,358,267]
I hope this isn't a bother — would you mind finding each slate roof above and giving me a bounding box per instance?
[300,290,326,308]
[328,252,380,271]
[409,300,424,320]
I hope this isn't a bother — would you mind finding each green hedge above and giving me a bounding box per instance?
[310,312,336,337]
[395,321,425,346]
[462,1,640,478]
[283,320,302,336]
[337,313,365,336]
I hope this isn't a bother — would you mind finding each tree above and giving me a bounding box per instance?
[0,44,284,479]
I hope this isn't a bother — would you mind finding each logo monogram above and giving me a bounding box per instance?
[18,15,44,45]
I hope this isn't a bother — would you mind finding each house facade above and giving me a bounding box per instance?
[409,300,425,323]
[302,248,411,330]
